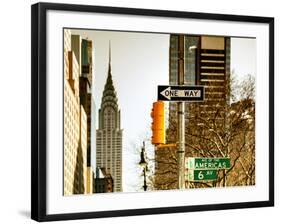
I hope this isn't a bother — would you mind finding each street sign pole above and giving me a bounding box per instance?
[177,35,185,190]
[156,38,205,189]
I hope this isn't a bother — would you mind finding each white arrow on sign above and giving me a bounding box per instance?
[160,86,201,100]
[160,87,172,100]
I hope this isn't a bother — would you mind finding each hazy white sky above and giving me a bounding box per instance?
[70,29,256,192]
[231,38,256,79]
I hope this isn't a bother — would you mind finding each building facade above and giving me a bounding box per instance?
[64,30,94,195]
[154,35,231,189]
[79,39,94,194]
[64,29,87,195]
[73,105,88,194]
[96,50,123,192]
[95,167,114,193]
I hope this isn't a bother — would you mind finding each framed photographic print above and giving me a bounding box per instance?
[31,2,274,222]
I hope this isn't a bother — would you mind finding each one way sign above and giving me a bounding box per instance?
[158,85,205,102]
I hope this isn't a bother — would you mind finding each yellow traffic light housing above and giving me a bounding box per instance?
[151,101,165,145]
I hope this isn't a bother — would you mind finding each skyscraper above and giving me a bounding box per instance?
[64,31,94,195]
[154,35,231,190]
[168,35,230,123]
[64,30,88,195]
[79,38,94,194]
[96,47,123,192]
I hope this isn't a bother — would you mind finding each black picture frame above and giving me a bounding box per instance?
[31,2,274,222]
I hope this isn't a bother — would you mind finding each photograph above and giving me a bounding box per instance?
[63,29,256,195]
[31,2,274,221]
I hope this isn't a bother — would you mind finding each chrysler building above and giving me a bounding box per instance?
[96,46,123,192]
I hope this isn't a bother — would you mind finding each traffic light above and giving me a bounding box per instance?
[151,101,165,145]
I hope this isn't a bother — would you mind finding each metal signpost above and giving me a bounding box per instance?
[156,35,206,189]
[156,84,205,188]
[157,85,205,188]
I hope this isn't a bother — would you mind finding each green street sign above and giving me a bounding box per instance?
[186,157,231,170]
[186,169,217,181]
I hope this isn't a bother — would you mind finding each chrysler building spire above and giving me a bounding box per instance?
[108,41,111,75]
